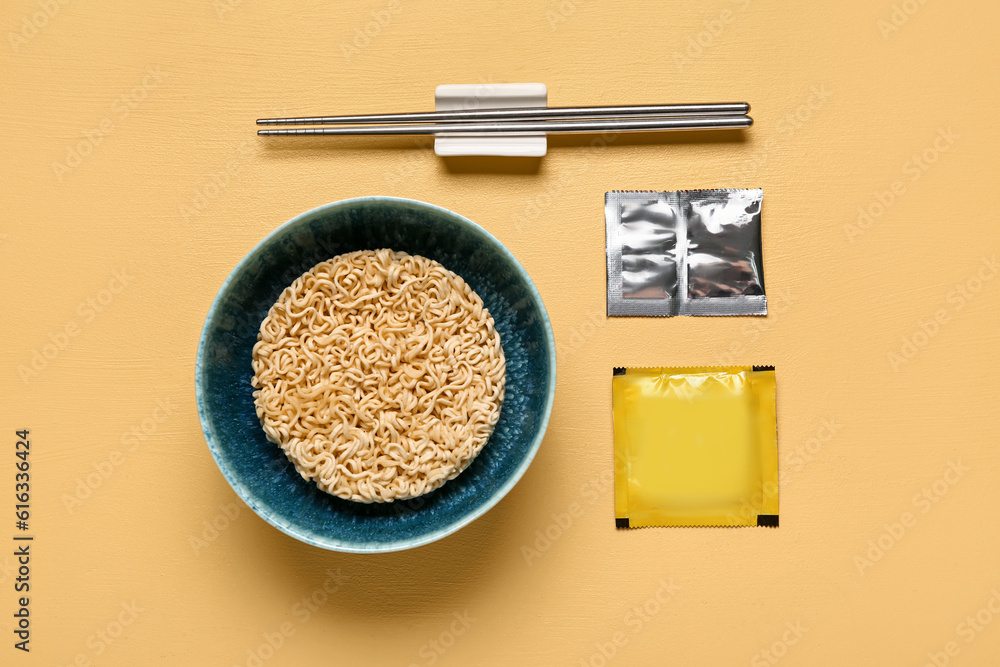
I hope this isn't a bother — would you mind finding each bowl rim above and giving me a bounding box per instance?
[195,196,557,553]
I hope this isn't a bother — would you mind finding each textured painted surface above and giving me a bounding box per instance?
[1,0,999,664]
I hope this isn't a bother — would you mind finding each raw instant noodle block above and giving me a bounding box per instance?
[613,366,778,527]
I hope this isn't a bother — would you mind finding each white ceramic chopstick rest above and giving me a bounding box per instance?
[433,83,548,157]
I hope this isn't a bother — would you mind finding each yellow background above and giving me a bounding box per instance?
[2,0,999,664]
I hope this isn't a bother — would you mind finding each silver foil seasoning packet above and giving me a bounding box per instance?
[605,189,766,316]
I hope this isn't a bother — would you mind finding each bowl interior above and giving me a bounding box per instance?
[196,198,555,552]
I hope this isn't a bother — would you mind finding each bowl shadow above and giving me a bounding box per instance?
[240,486,523,621]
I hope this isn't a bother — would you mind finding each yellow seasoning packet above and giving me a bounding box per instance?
[613,366,778,527]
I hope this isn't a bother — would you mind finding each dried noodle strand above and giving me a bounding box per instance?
[251,249,506,503]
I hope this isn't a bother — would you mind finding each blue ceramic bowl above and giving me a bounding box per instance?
[195,197,556,553]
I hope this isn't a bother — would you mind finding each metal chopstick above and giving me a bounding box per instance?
[257,115,752,136]
[256,103,750,126]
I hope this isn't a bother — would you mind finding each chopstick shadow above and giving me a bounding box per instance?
[438,129,747,173]
[256,134,542,175]
[255,134,437,157]
[546,128,749,149]
[442,156,542,175]
[254,129,749,174]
